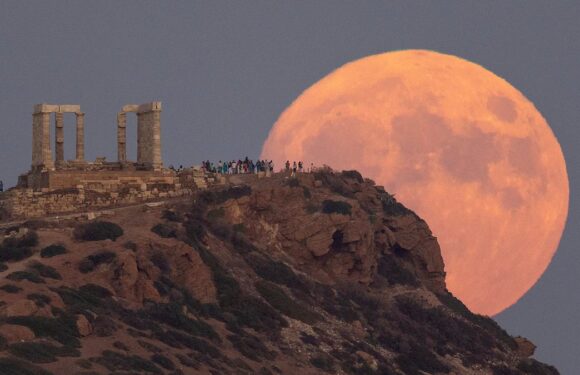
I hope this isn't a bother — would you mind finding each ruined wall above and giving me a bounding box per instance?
[0,185,194,220]
[2,166,234,221]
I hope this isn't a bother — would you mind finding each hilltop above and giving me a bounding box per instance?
[0,169,558,374]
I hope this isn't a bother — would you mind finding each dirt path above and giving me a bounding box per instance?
[0,197,189,231]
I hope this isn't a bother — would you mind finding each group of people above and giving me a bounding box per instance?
[285,160,314,176]
[201,158,274,175]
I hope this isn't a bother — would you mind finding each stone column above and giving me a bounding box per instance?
[55,112,64,163]
[75,112,85,161]
[117,112,127,162]
[136,102,162,171]
[151,109,162,171]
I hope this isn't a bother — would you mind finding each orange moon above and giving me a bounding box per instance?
[261,50,569,316]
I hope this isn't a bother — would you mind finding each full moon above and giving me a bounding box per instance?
[261,50,569,316]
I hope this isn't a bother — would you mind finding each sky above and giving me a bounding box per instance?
[1,1,578,372]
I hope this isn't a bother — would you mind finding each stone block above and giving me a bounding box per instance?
[58,104,81,113]
[122,104,139,112]
[33,104,59,114]
[137,101,162,113]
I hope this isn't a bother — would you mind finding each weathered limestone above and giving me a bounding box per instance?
[31,104,85,170]
[55,112,64,163]
[32,111,53,170]
[76,112,85,161]
[117,102,162,171]
[117,112,127,162]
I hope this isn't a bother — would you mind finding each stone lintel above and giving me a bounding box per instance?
[33,104,59,114]
[137,101,162,113]
[33,104,81,114]
[122,104,139,113]
[58,104,81,113]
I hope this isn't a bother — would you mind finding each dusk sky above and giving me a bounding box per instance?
[1,2,578,372]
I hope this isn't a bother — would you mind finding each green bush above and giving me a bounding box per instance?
[151,223,177,238]
[255,280,321,324]
[228,331,276,362]
[9,341,80,363]
[150,251,171,273]
[0,357,54,375]
[341,170,364,183]
[28,261,62,280]
[74,221,123,241]
[310,353,336,373]
[0,246,33,262]
[94,350,162,373]
[377,255,419,287]
[2,231,39,248]
[78,283,113,299]
[247,254,308,293]
[28,293,52,307]
[321,200,352,215]
[151,354,176,370]
[162,209,180,222]
[40,244,67,258]
[78,250,117,273]
[396,342,450,375]
[143,302,220,342]
[6,314,80,347]
[7,270,44,283]
[379,191,412,217]
[516,359,559,375]
[0,283,22,293]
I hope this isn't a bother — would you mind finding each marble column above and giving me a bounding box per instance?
[117,112,127,162]
[76,112,85,161]
[55,112,64,163]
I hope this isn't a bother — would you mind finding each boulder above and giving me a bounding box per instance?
[514,336,536,357]
[3,300,38,317]
[0,324,35,343]
[76,315,92,337]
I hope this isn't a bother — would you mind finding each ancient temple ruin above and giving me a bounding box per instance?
[0,102,222,220]
[20,101,171,190]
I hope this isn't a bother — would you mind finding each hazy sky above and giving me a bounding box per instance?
[1,2,578,372]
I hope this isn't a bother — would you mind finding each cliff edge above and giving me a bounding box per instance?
[0,169,558,374]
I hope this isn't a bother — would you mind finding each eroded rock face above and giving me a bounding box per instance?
[221,172,446,291]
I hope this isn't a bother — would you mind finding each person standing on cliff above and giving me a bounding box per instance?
[0,180,3,192]
[285,160,290,173]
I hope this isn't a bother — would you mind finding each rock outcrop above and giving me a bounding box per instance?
[0,169,559,375]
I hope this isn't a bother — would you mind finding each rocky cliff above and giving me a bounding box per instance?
[0,170,559,374]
